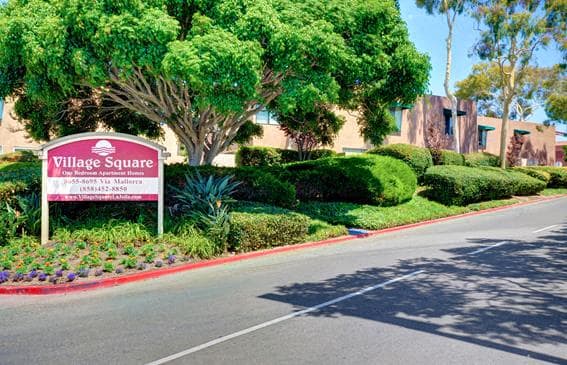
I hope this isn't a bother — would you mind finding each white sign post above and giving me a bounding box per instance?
[38,132,169,245]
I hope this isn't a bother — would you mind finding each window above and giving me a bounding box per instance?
[443,109,467,136]
[342,147,367,154]
[0,99,4,123]
[444,113,453,136]
[255,108,279,125]
[478,129,488,149]
[389,107,403,134]
[13,147,33,152]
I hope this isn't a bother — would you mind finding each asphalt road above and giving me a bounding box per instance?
[1,197,566,365]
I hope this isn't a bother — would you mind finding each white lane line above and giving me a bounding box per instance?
[532,224,559,233]
[145,270,425,365]
[468,242,508,255]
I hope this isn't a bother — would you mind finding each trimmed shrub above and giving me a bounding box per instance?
[165,164,297,208]
[431,149,465,166]
[464,152,500,167]
[0,162,41,203]
[280,154,417,206]
[512,167,551,184]
[424,165,545,206]
[229,206,310,252]
[236,146,281,167]
[369,144,433,180]
[0,150,38,163]
[527,167,567,188]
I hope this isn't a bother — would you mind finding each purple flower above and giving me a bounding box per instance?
[55,270,63,277]
[29,269,38,278]
[24,274,33,282]
[155,260,163,268]
[38,273,47,281]
[12,273,24,282]
[67,272,76,282]
[77,268,89,278]
[94,269,103,277]
[137,262,147,271]
[115,267,124,274]
[167,255,176,265]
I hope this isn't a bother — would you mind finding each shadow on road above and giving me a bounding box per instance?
[260,227,567,364]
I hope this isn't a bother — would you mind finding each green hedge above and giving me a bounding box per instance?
[512,167,551,184]
[0,162,41,203]
[280,154,417,206]
[165,164,297,208]
[527,167,567,188]
[431,149,465,166]
[464,152,500,167]
[236,146,338,167]
[229,208,310,252]
[424,165,545,206]
[369,144,433,181]
[0,151,38,163]
[235,146,282,167]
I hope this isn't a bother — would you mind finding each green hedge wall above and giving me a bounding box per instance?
[424,165,545,206]
[0,162,41,203]
[368,144,433,181]
[229,206,310,252]
[165,164,297,208]
[527,167,567,188]
[464,152,500,167]
[280,154,417,206]
[512,167,551,184]
[431,149,465,166]
[236,146,338,167]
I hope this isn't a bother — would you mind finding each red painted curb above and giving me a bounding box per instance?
[1,194,564,295]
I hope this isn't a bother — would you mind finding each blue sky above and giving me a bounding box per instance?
[398,1,566,137]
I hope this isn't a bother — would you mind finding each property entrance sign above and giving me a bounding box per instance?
[39,133,169,244]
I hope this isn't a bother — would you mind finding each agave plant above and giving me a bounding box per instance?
[171,172,241,219]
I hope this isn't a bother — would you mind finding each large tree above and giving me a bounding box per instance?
[0,0,430,165]
[471,0,565,168]
[455,62,565,121]
[416,0,470,153]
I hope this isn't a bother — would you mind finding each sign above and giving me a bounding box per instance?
[46,138,159,201]
[39,133,169,244]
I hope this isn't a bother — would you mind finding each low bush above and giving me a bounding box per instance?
[464,152,500,167]
[431,149,465,166]
[424,165,544,205]
[235,146,282,167]
[280,154,417,206]
[229,205,310,252]
[527,167,567,188]
[165,164,297,208]
[0,162,41,203]
[512,167,551,183]
[0,150,38,163]
[369,144,433,181]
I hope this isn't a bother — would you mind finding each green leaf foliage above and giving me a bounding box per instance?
[431,149,464,166]
[463,152,501,167]
[524,166,567,188]
[0,0,430,162]
[424,165,545,205]
[369,143,433,181]
[280,154,417,206]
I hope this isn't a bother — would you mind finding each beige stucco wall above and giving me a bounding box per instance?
[478,116,556,165]
[0,100,40,154]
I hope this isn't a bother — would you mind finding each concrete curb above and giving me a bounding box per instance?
[1,194,564,295]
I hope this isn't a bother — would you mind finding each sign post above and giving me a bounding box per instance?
[39,132,169,245]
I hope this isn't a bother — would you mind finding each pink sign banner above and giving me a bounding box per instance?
[46,138,159,202]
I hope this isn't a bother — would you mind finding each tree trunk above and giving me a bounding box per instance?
[500,100,510,168]
[444,7,460,153]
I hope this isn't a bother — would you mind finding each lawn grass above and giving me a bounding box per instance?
[539,188,567,196]
[296,195,520,230]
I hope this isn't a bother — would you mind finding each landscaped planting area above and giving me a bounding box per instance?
[1,145,566,286]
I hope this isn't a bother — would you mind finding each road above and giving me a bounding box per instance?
[1,197,566,365]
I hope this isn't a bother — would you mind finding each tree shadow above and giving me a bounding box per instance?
[260,227,567,363]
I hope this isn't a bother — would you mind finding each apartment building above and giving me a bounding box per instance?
[0,95,557,166]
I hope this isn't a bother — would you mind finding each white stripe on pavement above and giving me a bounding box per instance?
[532,225,559,233]
[468,242,508,255]
[145,270,425,365]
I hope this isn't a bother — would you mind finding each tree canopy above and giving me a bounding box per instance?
[455,62,565,122]
[0,0,430,165]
